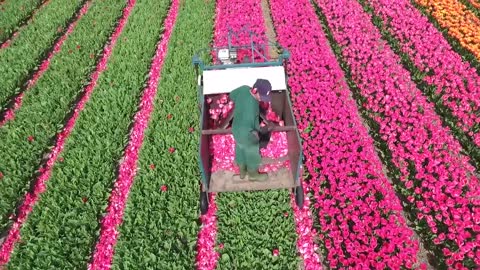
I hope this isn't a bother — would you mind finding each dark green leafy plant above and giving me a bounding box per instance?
[0,0,43,42]
[216,191,299,269]
[0,0,126,253]
[6,0,172,269]
[111,0,215,268]
[0,0,84,110]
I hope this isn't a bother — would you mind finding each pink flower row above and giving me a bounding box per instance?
[314,0,480,267]
[0,0,91,128]
[212,0,268,64]
[196,1,321,269]
[205,93,280,129]
[0,0,136,265]
[205,0,273,127]
[364,0,480,147]
[195,193,219,270]
[290,182,322,270]
[196,0,267,268]
[87,1,179,269]
[210,130,289,172]
[269,0,422,268]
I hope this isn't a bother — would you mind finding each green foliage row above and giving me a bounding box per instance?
[111,0,216,268]
[0,0,83,109]
[5,1,172,268]
[0,0,43,42]
[111,1,301,268]
[216,191,299,269]
[0,0,125,237]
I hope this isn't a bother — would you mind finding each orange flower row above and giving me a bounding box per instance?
[470,0,480,9]
[414,0,480,60]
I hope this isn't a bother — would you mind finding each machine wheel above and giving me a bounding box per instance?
[295,185,304,209]
[200,191,209,215]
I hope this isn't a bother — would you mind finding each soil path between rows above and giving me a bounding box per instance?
[260,0,278,59]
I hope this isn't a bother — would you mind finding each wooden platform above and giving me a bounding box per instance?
[209,156,295,192]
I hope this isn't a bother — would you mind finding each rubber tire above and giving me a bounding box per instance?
[295,185,304,209]
[200,191,208,215]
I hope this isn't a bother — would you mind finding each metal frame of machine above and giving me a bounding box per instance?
[192,27,304,214]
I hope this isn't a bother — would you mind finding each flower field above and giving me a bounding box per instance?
[0,0,479,269]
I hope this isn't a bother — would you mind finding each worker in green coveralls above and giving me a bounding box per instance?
[229,79,272,181]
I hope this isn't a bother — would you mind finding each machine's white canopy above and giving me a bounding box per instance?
[202,66,287,95]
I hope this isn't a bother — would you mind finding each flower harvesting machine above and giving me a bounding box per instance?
[192,27,304,214]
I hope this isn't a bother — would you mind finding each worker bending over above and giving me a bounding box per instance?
[229,79,272,181]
